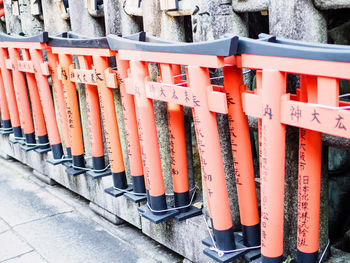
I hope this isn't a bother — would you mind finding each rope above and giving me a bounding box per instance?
[318,239,330,263]
[0,127,12,132]
[203,218,260,258]
[71,163,110,173]
[146,185,197,213]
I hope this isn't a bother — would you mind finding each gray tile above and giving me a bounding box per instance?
[3,251,47,263]
[0,231,32,261]
[0,179,73,226]
[14,212,142,263]
[0,219,9,233]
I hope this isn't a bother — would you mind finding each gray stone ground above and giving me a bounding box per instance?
[0,157,182,263]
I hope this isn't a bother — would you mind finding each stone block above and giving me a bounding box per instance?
[41,0,70,34]
[0,231,33,261]
[232,0,269,12]
[141,214,218,263]
[314,0,350,9]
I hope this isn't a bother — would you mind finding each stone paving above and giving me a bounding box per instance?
[0,157,181,263]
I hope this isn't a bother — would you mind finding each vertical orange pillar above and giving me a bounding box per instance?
[187,65,235,251]
[46,50,72,159]
[77,56,107,175]
[0,48,21,137]
[260,69,286,263]
[58,53,85,174]
[21,49,50,151]
[160,64,189,209]
[0,68,11,132]
[223,65,260,246]
[296,76,322,262]
[115,54,146,200]
[30,48,64,158]
[92,55,127,187]
[159,63,201,220]
[8,47,36,145]
[129,60,169,214]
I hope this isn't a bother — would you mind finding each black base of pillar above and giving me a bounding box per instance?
[104,184,133,197]
[138,204,179,224]
[123,191,147,203]
[202,232,260,263]
[174,205,202,221]
[66,167,86,176]
[86,169,111,179]
[20,144,39,151]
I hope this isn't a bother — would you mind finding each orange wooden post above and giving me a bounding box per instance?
[58,53,85,175]
[187,65,235,251]
[92,55,129,188]
[8,47,36,147]
[21,48,50,152]
[296,76,323,262]
[260,69,286,263]
[29,48,64,158]
[46,49,72,162]
[129,59,178,222]
[114,54,146,202]
[0,48,22,138]
[0,68,12,134]
[77,55,110,178]
[159,63,201,221]
[223,65,260,246]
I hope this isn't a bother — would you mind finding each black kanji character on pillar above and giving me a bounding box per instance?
[263,104,273,120]
[226,94,235,105]
[160,87,166,97]
[335,114,347,130]
[290,106,302,122]
[311,109,321,124]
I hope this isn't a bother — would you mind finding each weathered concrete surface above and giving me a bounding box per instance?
[3,0,22,34]
[268,0,327,257]
[232,0,269,12]
[141,215,217,263]
[115,0,143,36]
[41,0,70,35]
[68,0,105,36]
[104,0,122,35]
[269,0,327,43]
[0,158,182,263]
[192,1,247,41]
[0,134,50,176]
[314,0,350,9]
[18,0,44,35]
[0,133,143,229]
[47,164,143,228]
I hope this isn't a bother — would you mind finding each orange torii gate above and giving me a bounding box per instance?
[0,33,64,159]
[48,34,116,178]
[238,36,350,263]
[107,34,260,261]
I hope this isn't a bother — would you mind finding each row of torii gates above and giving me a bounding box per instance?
[0,30,348,263]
